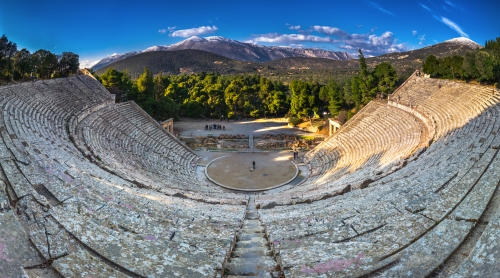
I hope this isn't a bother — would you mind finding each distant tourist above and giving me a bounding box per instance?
[252,161,255,169]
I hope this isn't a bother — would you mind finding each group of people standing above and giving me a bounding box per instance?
[205,124,225,131]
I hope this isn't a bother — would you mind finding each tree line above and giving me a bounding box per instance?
[94,49,399,123]
[423,37,500,85]
[0,35,79,81]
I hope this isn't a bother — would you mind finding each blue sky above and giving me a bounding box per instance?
[1,0,498,68]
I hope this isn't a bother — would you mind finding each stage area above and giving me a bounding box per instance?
[205,152,298,191]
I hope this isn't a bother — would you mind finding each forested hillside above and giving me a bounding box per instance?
[422,37,500,85]
[94,49,399,124]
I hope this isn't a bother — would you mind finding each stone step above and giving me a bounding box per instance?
[237,232,265,241]
[236,237,269,248]
[241,227,265,233]
[226,257,278,276]
[243,220,261,228]
[245,212,259,220]
[232,247,272,258]
[227,274,272,278]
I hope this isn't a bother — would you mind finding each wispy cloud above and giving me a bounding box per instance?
[436,16,468,38]
[158,26,177,34]
[249,33,332,44]
[419,3,432,12]
[367,1,396,16]
[312,26,350,38]
[288,25,302,31]
[170,26,218,37]
[444,0,455,7]
[355,24,363,29]
[412,30,417,36]
[418,34,427,45]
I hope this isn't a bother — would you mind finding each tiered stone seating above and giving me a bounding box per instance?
[256,101,425,205]
[2,72,500,277]
[74,100,246,201]
[0,75,246,277]
[258,76,500,276]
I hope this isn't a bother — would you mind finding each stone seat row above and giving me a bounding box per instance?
[256,77,500,276]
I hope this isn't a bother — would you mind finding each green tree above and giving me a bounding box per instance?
[450,55,465,79]
[320,79,344,116]
[373,62,398,97]
[475,51,494,84]
[13,48,32,80]
[0,34,17,79]
[423,54,439,77]
[56,52,79,77]
[136,67,154,101]
[99,68,133,101]
[463,52,479,80]
[32,49,57,79]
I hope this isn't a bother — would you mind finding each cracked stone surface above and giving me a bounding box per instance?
[382,219,474,277]
[0,180,9,209]
[450,206,500,277]
[452,153,500,221]
[0,210,44,276]
[1,73,500,278]
[52,248,130,278]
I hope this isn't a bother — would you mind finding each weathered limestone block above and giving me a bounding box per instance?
[1,159,36,199]
[52,248,130,278]
[381,219,473,277]
[0,180,9,209]
[450,207,500,277]
[0,210,44,275]
[452,153,500,221]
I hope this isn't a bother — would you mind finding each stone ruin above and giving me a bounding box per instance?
[0,71,499,277]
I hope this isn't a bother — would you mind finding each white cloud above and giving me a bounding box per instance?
[288,25,301,30]
[419,3,432,12]
[339,31,407,55]
[312,26,350,38]
[412,30,417,36]
[444,0,455,7]
[159,27,176,34]
[251,33,332,44]
[419,34,426,45]
[79,60,99,69]
[438,16,468,38]
[250,26,408,56]
[170,26,218,37]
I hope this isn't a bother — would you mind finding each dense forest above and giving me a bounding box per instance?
[0,35,79,82]
[94,49,399,123]
[423,37,500,85]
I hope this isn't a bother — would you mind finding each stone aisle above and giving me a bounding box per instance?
[249,134,254,149]
[225,196,282,277]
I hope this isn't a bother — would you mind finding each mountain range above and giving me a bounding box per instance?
[94,37,482,84]
[92,36,353,70]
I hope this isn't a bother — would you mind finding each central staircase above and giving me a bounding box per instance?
[225,196,283,277]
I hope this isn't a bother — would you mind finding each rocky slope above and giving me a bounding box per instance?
[92,36,353,70]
